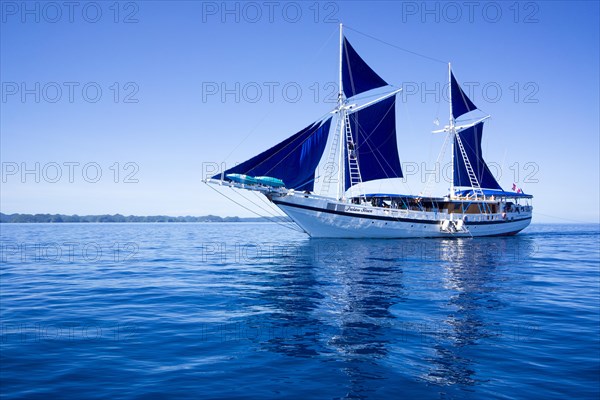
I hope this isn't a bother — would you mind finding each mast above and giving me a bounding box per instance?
[448,62,455,199]
[337,23,346,200]
[338,23,343,105]
[332,24,398,200]
[449,65,486,199]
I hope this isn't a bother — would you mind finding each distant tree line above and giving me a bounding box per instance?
[0,213,285,223]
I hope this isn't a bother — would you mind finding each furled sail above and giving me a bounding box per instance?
[344,96,403,189]
[215,117,332,191]
[453,122,502,190]
[342,37,388,98]
[450,71,477,119]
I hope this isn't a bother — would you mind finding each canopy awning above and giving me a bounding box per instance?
[455,189,533,199]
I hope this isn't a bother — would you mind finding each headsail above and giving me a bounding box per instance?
[214,118,332,191]
[342,37,388,98]
[450,70,477,119]
[453,121,502,190]
[344,96,402,189]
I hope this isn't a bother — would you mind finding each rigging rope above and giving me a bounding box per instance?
[251,190,286,217]
[344,25,448,65]
[220,25,338,165]
[232,187,283,220]
[204,182,304,233]
[422,129,452,197]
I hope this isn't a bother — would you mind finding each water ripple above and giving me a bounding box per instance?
[1,223,598,399]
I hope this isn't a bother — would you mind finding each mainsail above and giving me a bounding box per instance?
[452,121,502,190]
[215,118,332,191]
[344,96,403,189]
[342,37,388,98]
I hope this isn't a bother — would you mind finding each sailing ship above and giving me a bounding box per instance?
[204,24,533,238]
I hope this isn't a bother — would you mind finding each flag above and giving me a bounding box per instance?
[512,183,523,193]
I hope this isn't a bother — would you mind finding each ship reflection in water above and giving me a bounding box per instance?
[2,223,595,399]
[254,237,535,398]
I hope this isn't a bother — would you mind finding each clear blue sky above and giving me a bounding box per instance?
[1,1,599,223]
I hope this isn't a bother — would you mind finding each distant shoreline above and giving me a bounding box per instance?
[0,213,595,225]
[0,213,290,223]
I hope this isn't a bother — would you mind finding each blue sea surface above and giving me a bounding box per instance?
[1,223,599,399]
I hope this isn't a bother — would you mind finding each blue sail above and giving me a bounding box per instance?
[215,118,332,192]
[344,96,403,189]
[342,37,388,98]
[453,122,502,190]
[451,71,477,119]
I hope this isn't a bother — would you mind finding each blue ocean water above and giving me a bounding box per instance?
[1,223,598,399]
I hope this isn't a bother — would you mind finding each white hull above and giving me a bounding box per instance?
[272,193,531,238]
